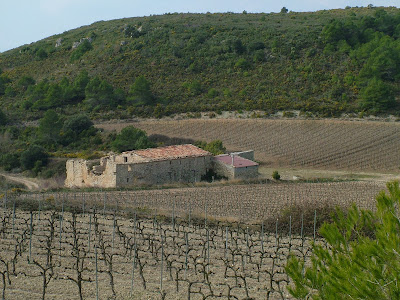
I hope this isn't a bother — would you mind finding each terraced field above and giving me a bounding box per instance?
[98,119,400,172]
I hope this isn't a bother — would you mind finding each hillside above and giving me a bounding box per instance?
[1,6,400,122]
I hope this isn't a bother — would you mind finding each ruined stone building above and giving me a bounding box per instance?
[65,144,213,188]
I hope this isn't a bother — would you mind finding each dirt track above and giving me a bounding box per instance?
[0,172,39,190]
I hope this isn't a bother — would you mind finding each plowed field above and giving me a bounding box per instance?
[98,119,400,172]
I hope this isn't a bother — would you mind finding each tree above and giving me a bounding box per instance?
[111,126,154,152]
[17,76,35,91]
[129,75,154,105]
[195,140,226,155]
[280,7,288,13]
[204,140,226,155]
[61,114,96,145]
[73,70,90,100]
[38,110,62,146]
[20,145,48,171]
[85,76,121,109]
[0,109,7,126]
[286,181,400,299]
[359,77,395,112]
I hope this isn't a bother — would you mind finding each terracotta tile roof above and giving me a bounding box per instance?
[125,144,211,161]
[214,154,259,168]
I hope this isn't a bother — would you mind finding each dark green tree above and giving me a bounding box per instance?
[0,153,20,171]
[280,7,288,13]
[20,145,48,171]
[18,76,35,91]
[359,77,395,112]
[61,114,96,145]
[111,126,154,152]
[128,75,154,105]
[286,181,400,299]
[0,109,7,125]
[85,76,120,108]
[73,70,90,100]
[35,48,48,60]
[38,110,63,146]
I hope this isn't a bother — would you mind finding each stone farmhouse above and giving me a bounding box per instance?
[65,144,258,188]
[213,151,259,180]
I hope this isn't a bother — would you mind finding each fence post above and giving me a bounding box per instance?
[29,211,33,263]
[88,214,92,251]
[160,235,164,293]
[95,245,99,300]
[12,198,16,237]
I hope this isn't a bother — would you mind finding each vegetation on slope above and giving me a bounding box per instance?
[0,6,399,123]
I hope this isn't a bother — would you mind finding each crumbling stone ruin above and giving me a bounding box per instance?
[65,144,259,188]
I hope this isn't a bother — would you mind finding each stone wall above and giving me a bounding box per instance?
[231,150,255,161]
[213,160,259,180]
[233,165,259,179]
[66,155,213,188]
[213,160,234,179]
[115,156,213,186]
[65,158,117,188]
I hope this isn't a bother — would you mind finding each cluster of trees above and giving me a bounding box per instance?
[19,72,155,113]
[322,9,400,112]
[0,111,101,175]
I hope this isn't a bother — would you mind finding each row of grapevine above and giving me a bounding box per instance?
[0,205,319,299]
[98,118,400,172]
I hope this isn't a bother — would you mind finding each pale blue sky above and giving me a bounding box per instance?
[1,0,399,53]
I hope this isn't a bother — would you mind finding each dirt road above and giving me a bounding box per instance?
[0,172,40,190]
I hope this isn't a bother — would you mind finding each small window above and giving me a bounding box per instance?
[124,157,128,163]
[126,178,129,182]
[170,161,172,165]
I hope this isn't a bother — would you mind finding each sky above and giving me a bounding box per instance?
[1,0,399,53]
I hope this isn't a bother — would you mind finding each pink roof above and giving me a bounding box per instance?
[126,144,211,161]
[214,155,258,168]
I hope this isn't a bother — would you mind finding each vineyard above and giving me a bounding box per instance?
[0,205,318,300]
[98,118,400,172]
[0,180,388,299]
[17,181,384,222]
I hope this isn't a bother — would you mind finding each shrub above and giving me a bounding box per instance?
[272,170,281,180]
[111,126,154,152]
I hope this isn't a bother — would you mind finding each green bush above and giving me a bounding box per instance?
[272,170,281,180]
[111,126,154,152]
[70,39,93,62]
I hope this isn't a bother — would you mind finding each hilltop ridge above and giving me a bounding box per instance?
[0,6,399,122]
